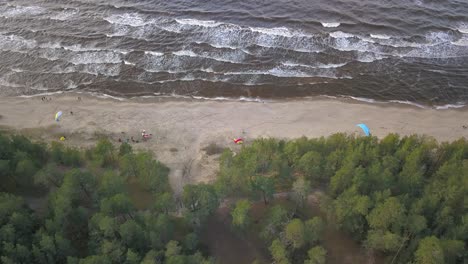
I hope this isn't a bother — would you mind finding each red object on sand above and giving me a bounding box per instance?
[233,138,243,144]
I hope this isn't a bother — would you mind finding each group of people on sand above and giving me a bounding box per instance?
[117,130,153,144]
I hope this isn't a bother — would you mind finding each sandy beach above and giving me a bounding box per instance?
[1,95,467,194]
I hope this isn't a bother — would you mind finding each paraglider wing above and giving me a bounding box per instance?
[55,111,63,122]
[356,123,370,136]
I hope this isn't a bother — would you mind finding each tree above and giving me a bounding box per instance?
[261,205,289,241]
[32,232,74,264]
[34,162,63,188]
[269,239,290,264]
[119,142,133,156]
[367,197,405,232]
[153,192,175,214]
[99,170,126,198]
[231,199,252,230]
[14,156,38,186]
[304,246,327,264]
[304,217,324,245]
[414,236,444,264]
[184,233,199,252]
[296,151,322,182]
[285,219,306,249]
[291,177,311,207]
[92,138,116,167]
[366,230,402,252]
[165,240,182,258]
[78,255,112,264]
[133,152,171,194]
[182,184,219,225]
[327,190,371,239]
[119,220,146,252]
[100,193,134,218]
[125,249,141,264]
[251,176,275,205]
[0,193,36,264]
[440,239,464,264]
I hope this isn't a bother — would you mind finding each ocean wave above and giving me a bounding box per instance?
[249,26,296,37]
[144,51,164,56]
[456,22,468,34]
[1,5,45,18]
[329,31,356,39]
[172,50,198,57]
[18,91,64,98]
[387,100,427,108]
[250,26,312,38]
[224,66,350,79]
[434,103,466,110]
[321,22,340,28]
[281,62,348,69]
[175,18,222,28]
[370,34,391,40]
[171,49,245,63]
[50,8,78,21]
[451,35,468,46]
[348,96,377,103]
[68,51,123,65]
[104,13,154,27]
[0,34,36,52]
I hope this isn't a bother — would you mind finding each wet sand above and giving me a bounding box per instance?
[1,95,467,194]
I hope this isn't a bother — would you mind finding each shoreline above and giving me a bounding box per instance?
[1,94,467,194]
[16,91,468,111]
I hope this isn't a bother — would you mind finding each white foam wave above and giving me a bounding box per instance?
[68,51,122,65]
[104,13,153,27]
[434,103,466,110]
[144,51,164,56]
[348,96,377,103]
[249,26,296,38]
[456,23,468,34]
[224,66,349,79]
[1,5,45,17]
[317,62,348,68]
[329,31,356,39]
[94,93,126,101]
[171,50,244,63]
[172,50,198,57]
[18,91,64,98]
[388,100,426,109]
[451,36,468,47]
[175,18,222,28]
[321,22,340,28]
[370,34,391,40]
[50,9,78,21]
[196,42,238,50]
[281,62,347,69]
[0,77,24,88]
[0,34,36,51]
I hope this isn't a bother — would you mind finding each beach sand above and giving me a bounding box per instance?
[1,95,467,194]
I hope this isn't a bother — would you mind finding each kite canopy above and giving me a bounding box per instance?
[55,111,63,122]
[233,138,244,144]
[356,123,370,136]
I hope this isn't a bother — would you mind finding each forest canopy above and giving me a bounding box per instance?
[0,132,466,263]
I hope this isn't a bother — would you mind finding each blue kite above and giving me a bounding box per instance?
[356,123,370,136]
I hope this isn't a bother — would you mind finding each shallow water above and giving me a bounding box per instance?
[1,0,468,106]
